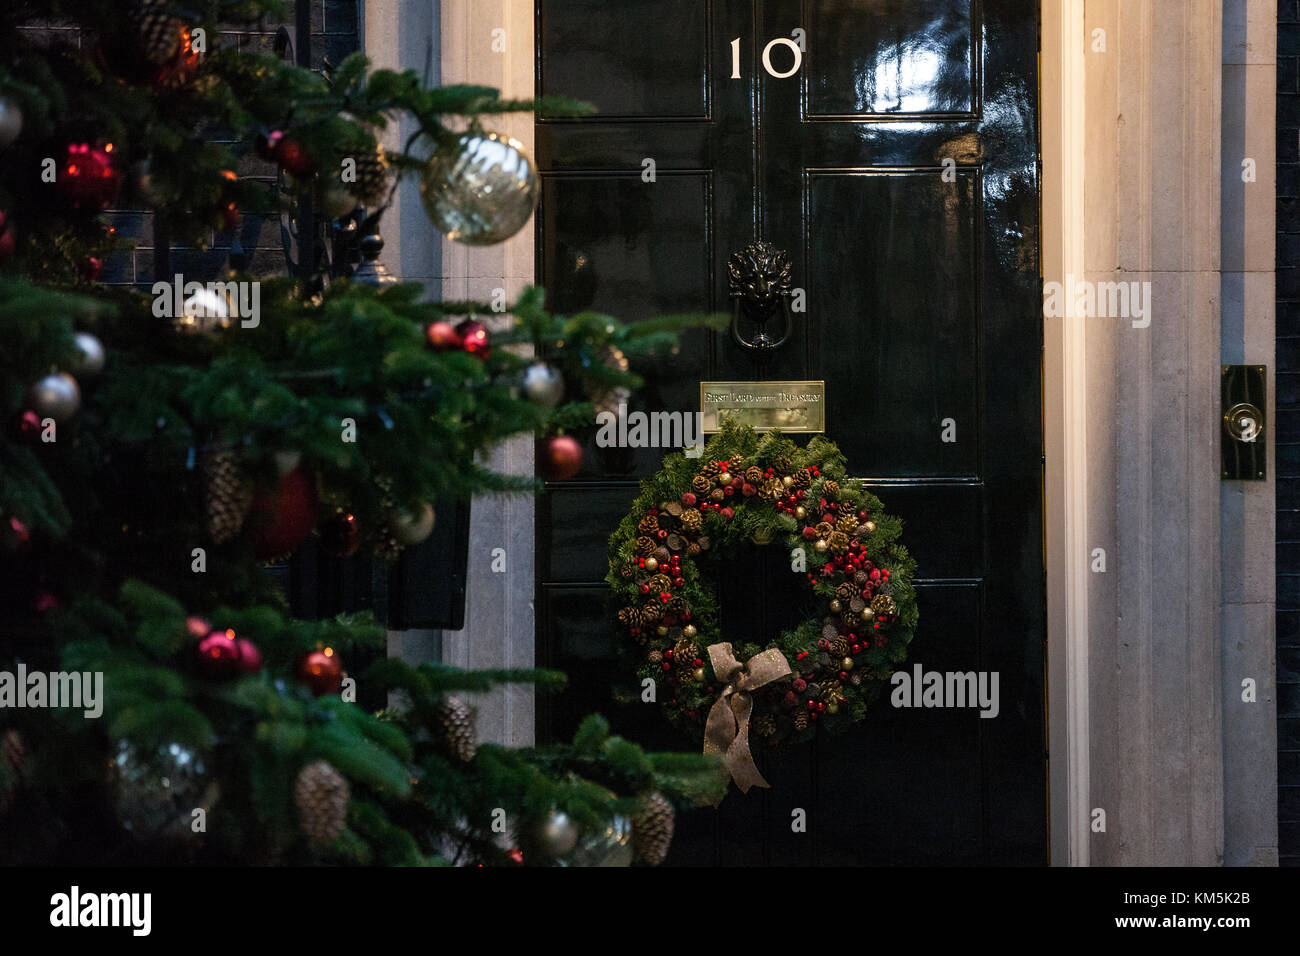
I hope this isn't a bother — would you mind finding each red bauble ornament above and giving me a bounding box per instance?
[296,648,343,696]
[0,210,14,260]
[196,629,240,679]
[57,142,123,211]
[424,320,462,352]
[455,319,490,359]
[247,467,319,561]
[152,26,201,89]
[13,410,42,444]
[319,510,361,557]
[538,434,583,481]
[273,136,316,177]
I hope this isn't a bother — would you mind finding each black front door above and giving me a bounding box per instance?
[535,0,1045,865]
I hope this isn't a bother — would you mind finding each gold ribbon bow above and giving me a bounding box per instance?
[703,642,791,798]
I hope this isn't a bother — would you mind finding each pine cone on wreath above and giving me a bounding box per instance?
[648,573,672,593]
[691,475,712,495]
[620,563,637,579]
[699,462,722,479]
[829,638,848,658]
[836,515,858,535]
[828,531,850,553]
[294,760,349,845]
[633,791,676,866]
[642,603,664,623]
[772,455,793,476]
[870,594,898,618]
[638,514,659,535]
[822,480,840,497]
[666,595,688,615]
[687,541,702,556]
[835,582,856,601]
[130,0,183,65]
[346,143,390,207]
[754,713,777,737]
[744,466,763,484]
[729,454,745,468]
[821,680,844,704]
[202,449,251,545]
[815,521,834,539]
[635,535,655,556]
[648,649,663,665]
[760,477,783,500]
[433,696,478,762]
[793,711,809,731]
[679,509,703,533]
[792,468,813,489]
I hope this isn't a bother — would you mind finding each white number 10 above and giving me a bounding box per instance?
[731,36,804,80]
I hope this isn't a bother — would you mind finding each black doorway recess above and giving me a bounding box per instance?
[534,0,1046,865]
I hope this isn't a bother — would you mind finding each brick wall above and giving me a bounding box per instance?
[1278,0,1299,869]
[19,0,361,288]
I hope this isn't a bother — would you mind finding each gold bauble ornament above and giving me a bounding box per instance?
[826,700,840,714]
[861,608,875,621]
[865,521,876,534]
[718,472,732,484]
[782,476,794,488]
[692,667,705,681]
[795,506,807,519]
[814,539,828,552]
[841,657,854,671]
[683,624,697,638]
[656,625,669,637]
[645,557,659,572]
[829,599,842,613]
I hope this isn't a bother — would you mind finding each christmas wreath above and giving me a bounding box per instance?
[607,421,918,792]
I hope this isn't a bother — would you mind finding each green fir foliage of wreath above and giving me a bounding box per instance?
[606,420,918,748]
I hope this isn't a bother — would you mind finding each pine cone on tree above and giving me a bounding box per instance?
[345,143,390,207]
[632,791,675,866]
[202,449,251,545]
[130,0,182,65]
[433,697,478,762]
[587,344,631,417]
[294,760,349,844]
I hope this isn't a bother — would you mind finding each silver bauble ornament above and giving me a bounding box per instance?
[521,361,564,408]
[419,128,539,245]
[390,502,435,545]
[559,814,634,867]
[109,739,219,847]
[533,810,579,858]
[29,372,81,421]
[71,332,105,377]
[0,97,22,149]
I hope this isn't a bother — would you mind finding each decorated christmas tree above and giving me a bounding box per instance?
[0,0,724,865]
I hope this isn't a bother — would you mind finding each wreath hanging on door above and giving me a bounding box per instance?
[606,420,917,794]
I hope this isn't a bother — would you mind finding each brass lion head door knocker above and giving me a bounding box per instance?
[728,240,794,355]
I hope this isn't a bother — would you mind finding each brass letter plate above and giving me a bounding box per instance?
[700,381,825,434]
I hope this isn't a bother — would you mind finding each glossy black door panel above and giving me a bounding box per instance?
[535,0,1045,865]
[804,0,978,119]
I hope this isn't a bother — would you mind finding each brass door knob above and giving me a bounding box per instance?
[1223,402,1264,442]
